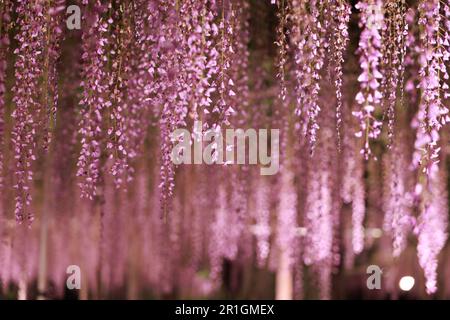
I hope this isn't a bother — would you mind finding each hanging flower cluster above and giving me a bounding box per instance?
[416,172,448,294]
[381,0,407,147]
[0,0,449,300]
[0,0,11,194]
[353,0,384,160]
[77,1,110,200]
[413,0,450,176]
[411,0,450,291]
[383,140,414,258]
[11,0,64,224]
[289,0,329,152]
[329,0,351,149]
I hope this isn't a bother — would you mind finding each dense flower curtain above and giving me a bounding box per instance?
[0,0,449,299]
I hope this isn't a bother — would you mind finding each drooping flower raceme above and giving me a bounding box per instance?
[413,0,450,177]
[77,1,109,200]
[353,0,384,160]
[253,178,271,267]
[107,1,135,188]
[383,142,413,257]
[416,173,448,295]
[0,0,11,194]
[276,168,298,268]
[276,0,289,103]
[413,0,450,296]
[214,0,237,126]
[304,135,333,265]
[381,0,407,147]
[11,0,46,224]
[291,0,328,153]
[329,0,351,150]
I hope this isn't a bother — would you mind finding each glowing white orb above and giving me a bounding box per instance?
[370,228,383,238]
[399,276,415,291]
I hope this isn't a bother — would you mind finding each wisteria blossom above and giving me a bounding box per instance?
[0,0,448,301]
[416,173,448,294]
[353,0,384,160]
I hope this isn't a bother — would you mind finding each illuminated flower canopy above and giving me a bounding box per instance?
[0,0,449,300]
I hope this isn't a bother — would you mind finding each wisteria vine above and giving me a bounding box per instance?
[0,0,448,300]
